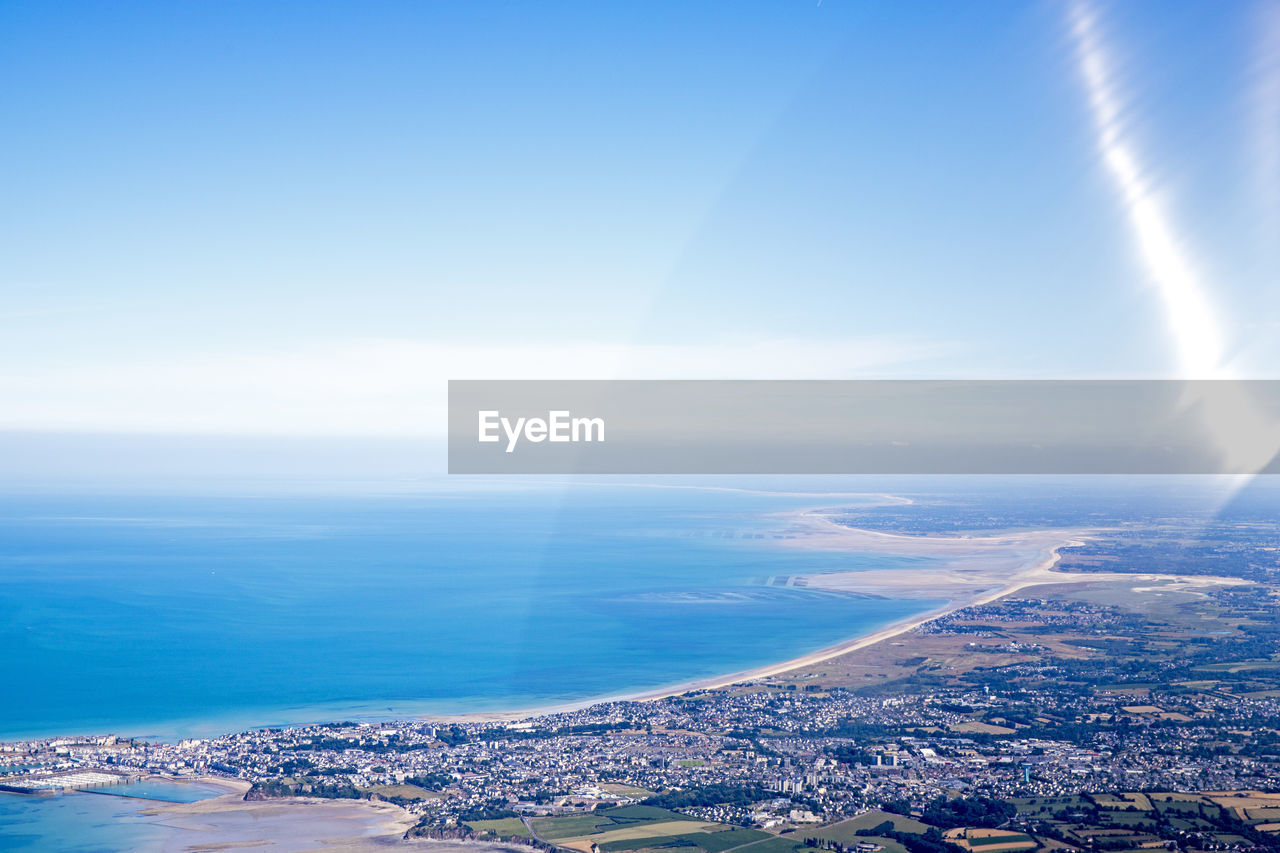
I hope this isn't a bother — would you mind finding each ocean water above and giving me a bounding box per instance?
[78,779,230,802]
[0,483,941,741]
[0,782,227,852]
[0,791,171,852]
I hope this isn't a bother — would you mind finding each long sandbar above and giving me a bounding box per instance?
[670,508,1245,691]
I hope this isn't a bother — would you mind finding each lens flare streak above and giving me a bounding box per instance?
[1068,3,1225,379]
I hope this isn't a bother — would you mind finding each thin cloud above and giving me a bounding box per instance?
[0,336,957,437]
[1253,1,1280,245]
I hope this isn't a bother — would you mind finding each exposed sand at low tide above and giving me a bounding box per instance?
[436,508,1247,717]
[143,784,527,853]
[669,508,1245,689]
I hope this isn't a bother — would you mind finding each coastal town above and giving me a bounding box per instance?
[7,568,1280,852]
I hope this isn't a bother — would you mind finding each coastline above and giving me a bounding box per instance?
[429,507,1247,723]
[141,785,418,852]
[648,508,1249,697]
[0,773,527,853]
[428,509,1096,722]
[6,501,1256,851]
[9,501,1243,735]
[640,510,1093,694]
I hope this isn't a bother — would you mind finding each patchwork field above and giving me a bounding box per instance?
[1010,790,1280,847]
[531,805,770,853]
[943,828,1035,852]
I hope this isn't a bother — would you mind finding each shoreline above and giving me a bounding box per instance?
[7,503,1244,736]
[140,784,423,852]
[429,508,1247,722]
[634,509,1244,697]
[427,509,1098,722]
[636,511,1091,696]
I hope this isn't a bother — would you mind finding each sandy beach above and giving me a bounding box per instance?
[654,508,1248,689]
[778,507,1095,600]
[427,509,1092,722]
[629,510,1097,696]
[141,780,529,853]
[656,508,1248,693]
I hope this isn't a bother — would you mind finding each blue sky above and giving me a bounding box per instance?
[2,0,1279,437]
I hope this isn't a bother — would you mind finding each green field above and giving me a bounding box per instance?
[467,818,532,839]
[357,782,439,801]
[601,828,769,853]
[731,836,807,853]
[1009,796,1090,818]
[1088,812,1151,828]
[533,812,622,840]
[532,806,699,843]
[966,834,1033,848]
[800,811,926,853]
[808,811,932,841]
[532,806,767,853]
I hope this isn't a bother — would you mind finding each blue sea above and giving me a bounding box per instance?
[0,481,944,850]
[0,779,231,851]
[0,482,940,742]
[0,791,173,852]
